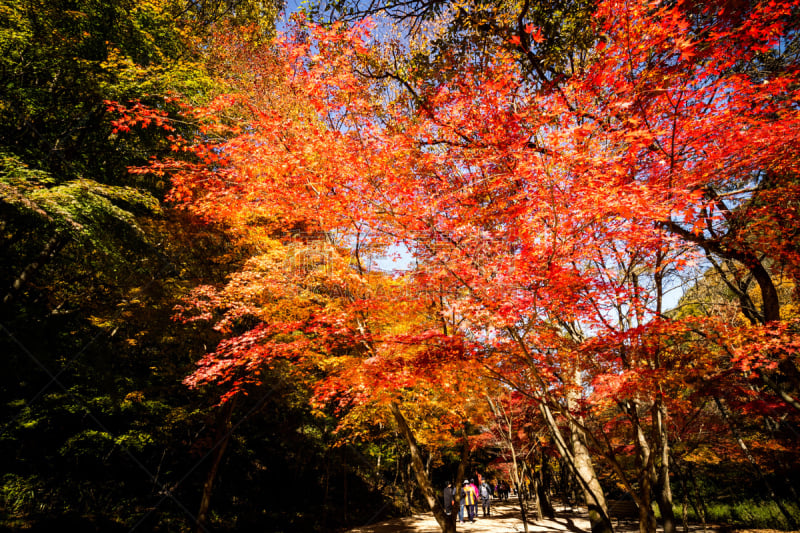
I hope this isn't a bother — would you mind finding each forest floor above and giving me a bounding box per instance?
[346,497,748,533]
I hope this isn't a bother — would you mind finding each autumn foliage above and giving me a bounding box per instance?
[110,0,800,530]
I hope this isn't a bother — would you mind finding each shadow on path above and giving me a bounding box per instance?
[347,497,594,533]
[346,498,732,533]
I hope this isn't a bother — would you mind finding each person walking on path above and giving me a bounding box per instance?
[461,479,478,522]
[480,480,492,517]
[500,481,509,501]
[443,482,455,517]
[458,482,466,523]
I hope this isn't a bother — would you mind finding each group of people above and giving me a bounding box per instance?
[495,480,511,501]
[442,478,511,523]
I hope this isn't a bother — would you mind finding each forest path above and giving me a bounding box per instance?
[345,497,700,533]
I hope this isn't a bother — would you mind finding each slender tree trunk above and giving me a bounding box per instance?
[196,400,235,533]
[393,443,401,486]
[654,400,677,533]
[389,402,456,533]
[677,470,689,533]
[688,465,708,533]
[558,458,571,507]
[628,401,657,533]
[510,452,530,532]
[530,462,544,521]
[406,460,414,511]
[669,454,692,533]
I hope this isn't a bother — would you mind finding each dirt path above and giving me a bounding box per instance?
[348,498,635,533]
[346,497,727,533]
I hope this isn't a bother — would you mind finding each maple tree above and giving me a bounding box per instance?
[174,233,491,531]
[115,0,800,531]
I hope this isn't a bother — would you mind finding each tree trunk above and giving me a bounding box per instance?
[636,474,656,533]
[557,458,572,507]
[389,401,456,533]
[568,373,614,533]
[678,470,689,533]
[654,400,677,533]
[748,257,781,323]
[405,460,413,511]
[530,462,544,522]
[452,429,469,528]
[540,401,612,533]
[510,453,530,533]
[572,419,614,533]
[538,455,556,519]
[628,401,657,533]
[196,400,235,533]
[688,464,708,533]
